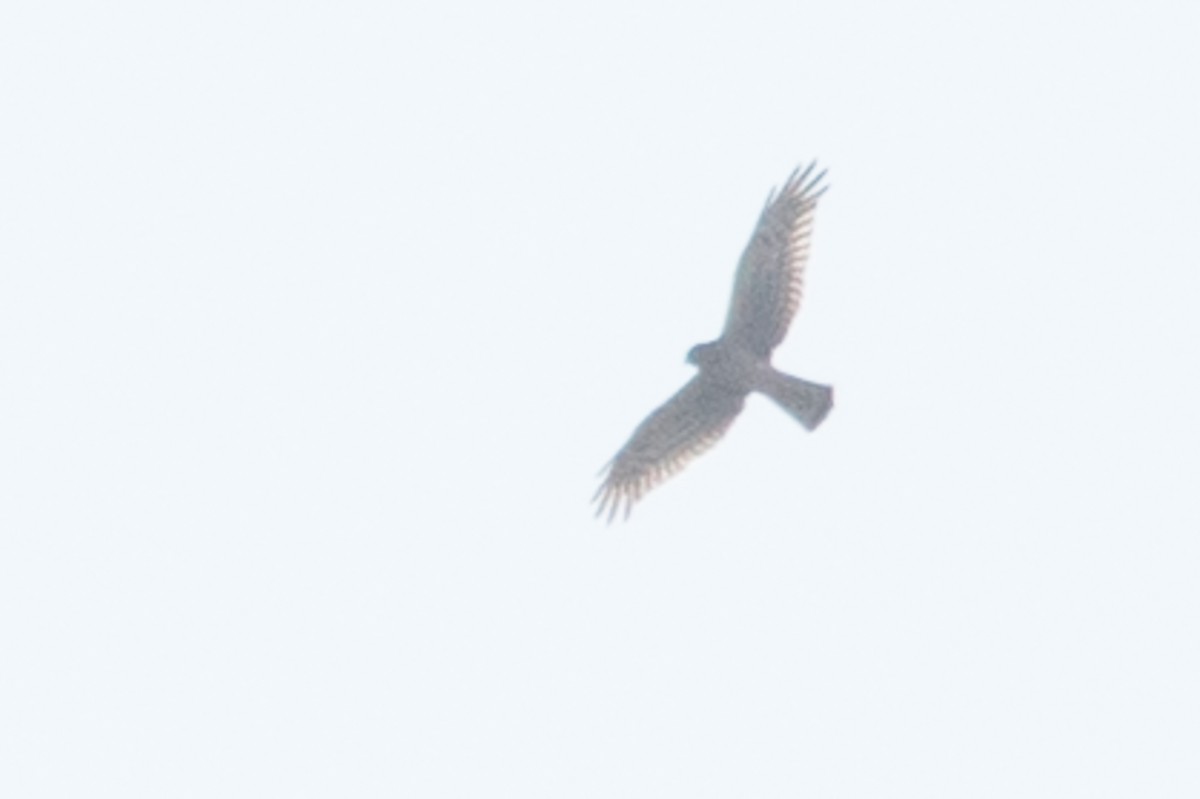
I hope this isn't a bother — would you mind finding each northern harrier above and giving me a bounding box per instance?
[594,163,833,522]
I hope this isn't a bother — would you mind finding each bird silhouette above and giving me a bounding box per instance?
[595,163,833,522]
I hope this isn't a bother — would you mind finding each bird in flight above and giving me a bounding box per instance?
[594,163,833,522]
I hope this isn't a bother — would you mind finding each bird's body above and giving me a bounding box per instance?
[594,163,832,522]
[686,341,763,391]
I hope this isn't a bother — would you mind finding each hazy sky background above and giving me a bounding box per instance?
[3,2,1199,796]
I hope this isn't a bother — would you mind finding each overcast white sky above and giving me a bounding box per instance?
[3,2,1199,797]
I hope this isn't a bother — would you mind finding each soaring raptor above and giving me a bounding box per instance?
[595,163,833,522]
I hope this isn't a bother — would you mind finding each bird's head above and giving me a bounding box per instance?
[686,341,720,368]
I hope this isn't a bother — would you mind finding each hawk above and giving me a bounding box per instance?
[594,163,833,522]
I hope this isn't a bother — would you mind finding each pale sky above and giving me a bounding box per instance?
[3,2,1199,797]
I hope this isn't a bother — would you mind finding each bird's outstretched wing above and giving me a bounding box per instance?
[721,162,827,357]
[594,376,746,522]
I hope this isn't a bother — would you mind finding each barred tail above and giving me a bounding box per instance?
[759,370,833,431]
